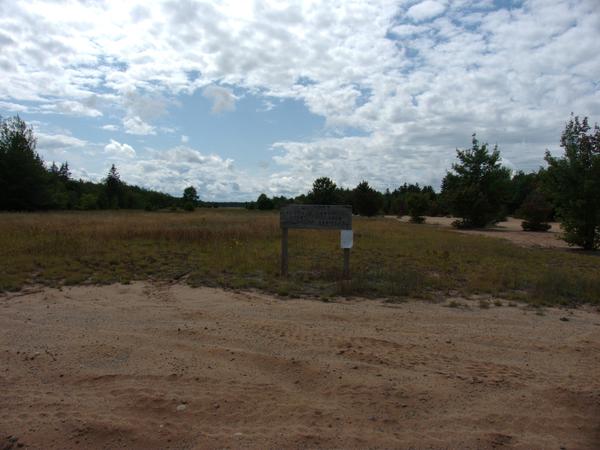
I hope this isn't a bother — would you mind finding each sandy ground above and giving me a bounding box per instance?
[1,283,599,449]
[395,216,570,249]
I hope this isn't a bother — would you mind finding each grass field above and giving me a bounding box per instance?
[1,209,599,305]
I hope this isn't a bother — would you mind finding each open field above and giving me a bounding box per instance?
[1,210,600,305]
[1,283,599,449]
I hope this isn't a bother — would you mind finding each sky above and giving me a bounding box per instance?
[1,0,599,201]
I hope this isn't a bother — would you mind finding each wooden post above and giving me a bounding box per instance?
[343,248,350,279]
[281,227,288,276]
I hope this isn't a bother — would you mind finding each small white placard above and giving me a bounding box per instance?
[340,229,353,249]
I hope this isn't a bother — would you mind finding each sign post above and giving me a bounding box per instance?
[281,227,288,276]
[280,205,352,278]
[340,229,353,279]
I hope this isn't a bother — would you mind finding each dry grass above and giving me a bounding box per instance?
[1,209,599,305]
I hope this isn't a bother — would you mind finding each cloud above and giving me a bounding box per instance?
[1,0,599,199]
[0,100,28,112]
[35,131,89,162]
[101,124,119,131]
[41,100,103,117]
[202,85,237,114]
[37,132,87,150]
[115,145,255,200]
[104,139,136,158]
[180,134,189,143]
[123,116,156,135]
[406,1,447,22]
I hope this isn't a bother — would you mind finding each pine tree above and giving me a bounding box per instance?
[353,181,382,216]
[104,164,123,209]
[441,134,511,228]
[308,177,339,204]
[544,116,600,249]
[0,115,50,210]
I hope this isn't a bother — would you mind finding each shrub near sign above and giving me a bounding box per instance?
[280,205,353,277]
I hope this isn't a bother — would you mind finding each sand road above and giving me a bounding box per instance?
[1,283,599,449]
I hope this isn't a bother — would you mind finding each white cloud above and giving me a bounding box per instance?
[0,101,29,112]
[1,0,599,198]
[123,116,156,135]
[116,145,256,200]
[35,131,89,162]
[406,1,447,22]
[37,132,87,150]
[104,139,136,158]
[202,85,237,114]
[180,134,189,143]
[101,124,119,131]
[41,100,102,117]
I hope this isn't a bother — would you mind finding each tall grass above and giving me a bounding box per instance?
[1,209,599,305]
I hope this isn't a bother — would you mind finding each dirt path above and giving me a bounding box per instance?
[1,283,599,449]
[394,216,570,249]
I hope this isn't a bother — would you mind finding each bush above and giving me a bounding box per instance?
[78,193,98,210]
[256,193,274,210]
[407,192,429,224]
[518,190,552,232]
[521,221,551,231]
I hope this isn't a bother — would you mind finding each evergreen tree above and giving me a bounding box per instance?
[104,164,123,209]
[518,190,552,231]
[441,134,511,228]
[0,116,49,210]
[307,177,339,204]
[353,181,382,216]
[256,193,274,210]
[58,162,71,181]
[544,115,600,249]
[406,192,430,223]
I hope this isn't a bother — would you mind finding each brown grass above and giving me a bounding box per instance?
[1,209,599,305]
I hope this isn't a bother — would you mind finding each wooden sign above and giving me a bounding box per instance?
[280,205,352,278]
[280,204,352,229]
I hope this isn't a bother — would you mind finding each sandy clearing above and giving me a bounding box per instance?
[1,283,599,449]
[394,216,570,249]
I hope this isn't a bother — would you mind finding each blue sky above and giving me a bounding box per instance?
[1,0,599,200]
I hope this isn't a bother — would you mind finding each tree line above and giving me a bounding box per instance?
[248,115,600,250]
[0,116,184,211]
[1,114,599,249]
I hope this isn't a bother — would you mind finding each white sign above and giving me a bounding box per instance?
[340,229,353,249]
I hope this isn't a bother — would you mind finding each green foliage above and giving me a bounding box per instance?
[383,183,440,217]
[509,171,539,215]
[78,193,98,210]
[308,177,339,204]
[353,181,382,216]
[104,164,123,208]
[256,193,274,210]
[406,192,430,223]
[544,115,600,250]
[0,116,178,212]
[518,190,552,231]
[182,186,198,203]
[442,134,511,228]
[0,116,50,210]
[182,186,198,211]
